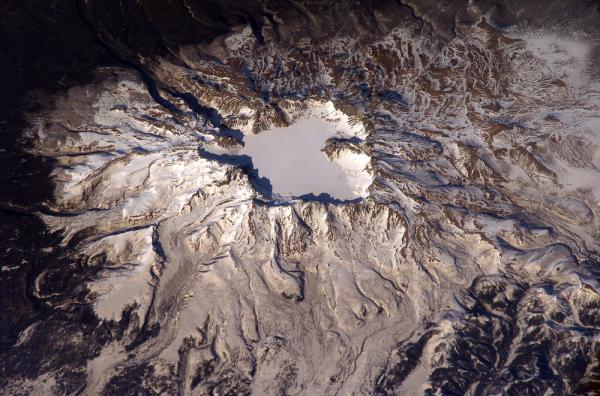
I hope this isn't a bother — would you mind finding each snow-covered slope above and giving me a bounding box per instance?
[5,1,600,394]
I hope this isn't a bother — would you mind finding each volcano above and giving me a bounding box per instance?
[1,1,600,395]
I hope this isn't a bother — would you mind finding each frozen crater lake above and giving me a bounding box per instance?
[242,118,367,201]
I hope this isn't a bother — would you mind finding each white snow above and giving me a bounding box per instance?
[242,117,369,200]
[513,32,591,89]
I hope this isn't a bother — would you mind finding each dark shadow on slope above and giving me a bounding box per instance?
[377,90,410,107]
[0,1,127,392]
[168,91,245,143]
[198,148,272,198]
[295,192,363,205]
[326,136,364,145]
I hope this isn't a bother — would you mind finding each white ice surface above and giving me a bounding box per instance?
[242,118,359,200]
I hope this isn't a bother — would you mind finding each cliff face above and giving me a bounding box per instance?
[2,1,600,395]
